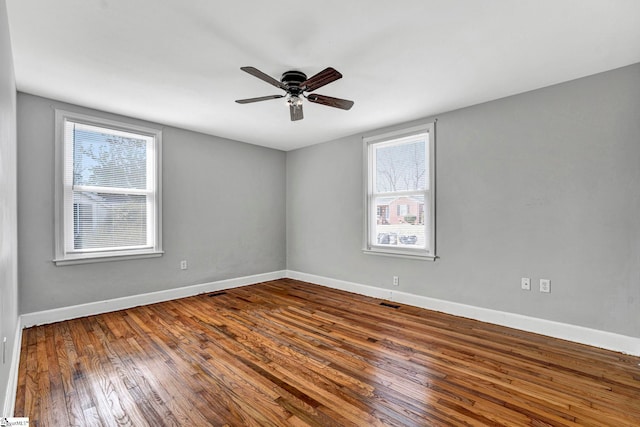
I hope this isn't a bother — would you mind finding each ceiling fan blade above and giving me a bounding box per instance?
[307,94,354,110]
[300,67,342,92]
[290,104,304,121]
[235,95,285,104]
[240,66,287,90]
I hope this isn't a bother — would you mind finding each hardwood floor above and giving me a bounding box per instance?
[15,279,640,426]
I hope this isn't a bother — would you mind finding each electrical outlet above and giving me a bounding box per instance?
[180,260,188,270]
[521,277,531,290]
[540,279,551,293]
[392,276,399,286]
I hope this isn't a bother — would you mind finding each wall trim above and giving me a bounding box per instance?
[3,316,23,417]
[286,270,640,356]
[17,268,640,357]
[21,270,286,328]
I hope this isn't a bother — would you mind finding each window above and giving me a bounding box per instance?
[54,110,162,265]
[397,204,409,216]
[363,122,435,260]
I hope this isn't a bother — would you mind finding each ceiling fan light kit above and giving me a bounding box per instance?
[235,66,354,121]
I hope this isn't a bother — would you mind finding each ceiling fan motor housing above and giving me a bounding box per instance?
[281,70,307,95]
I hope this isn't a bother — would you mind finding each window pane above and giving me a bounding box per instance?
[375,138,426,193]
[72,123,147,190]
[73,191,147,250]
[374,195,426,249]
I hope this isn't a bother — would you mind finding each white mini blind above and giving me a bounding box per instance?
[62,119,157,254]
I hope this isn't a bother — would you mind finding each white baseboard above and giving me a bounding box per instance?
[21,270,286,328]
[286,270,640,356]
[17,268,640,357]
[3,316,23,417]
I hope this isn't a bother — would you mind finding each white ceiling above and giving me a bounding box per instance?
[6,1,640,151]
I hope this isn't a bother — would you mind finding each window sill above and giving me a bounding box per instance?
[362,248,436,261]
[53,250,164,266]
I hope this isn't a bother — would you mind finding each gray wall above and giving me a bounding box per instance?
[287,63,640,338]
[0,0,18,411]
[18,93,286,314]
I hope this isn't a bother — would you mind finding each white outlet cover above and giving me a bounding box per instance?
[521,278,531,290]
[540,279,551,293]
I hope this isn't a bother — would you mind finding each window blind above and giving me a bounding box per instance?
[65,121,154,252]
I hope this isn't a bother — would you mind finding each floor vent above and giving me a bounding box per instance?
[208,292,227,297]
[380,302,400,309]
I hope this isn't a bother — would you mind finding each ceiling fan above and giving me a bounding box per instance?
[235,66,354,121]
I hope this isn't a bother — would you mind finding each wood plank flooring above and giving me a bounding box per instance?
[15,279,640,426]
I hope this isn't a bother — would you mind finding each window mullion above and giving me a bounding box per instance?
[372,190,426,198]
[72,184,150,196]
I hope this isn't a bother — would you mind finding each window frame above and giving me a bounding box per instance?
[363,122,436,260]
[54,110,163,266]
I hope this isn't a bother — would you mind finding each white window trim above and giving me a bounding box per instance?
[362,122,436,261]
[54,109,163,266]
